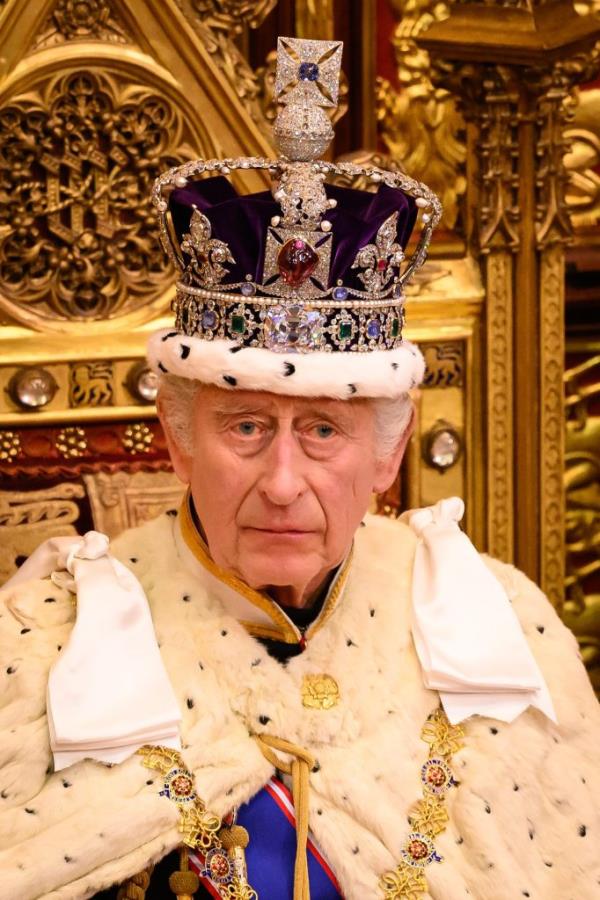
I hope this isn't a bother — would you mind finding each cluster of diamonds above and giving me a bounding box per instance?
[152,37,442,354]
[174,291,403,352]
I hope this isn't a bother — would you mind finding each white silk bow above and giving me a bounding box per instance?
[401,498,556,724]
[2,532,181,771]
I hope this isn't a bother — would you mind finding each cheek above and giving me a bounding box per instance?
[316,452,377,533]
[189,440,249,527]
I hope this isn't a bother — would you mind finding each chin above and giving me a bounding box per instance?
[239,549,322,592]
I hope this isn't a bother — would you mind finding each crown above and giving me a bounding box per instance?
[152,37,441,356]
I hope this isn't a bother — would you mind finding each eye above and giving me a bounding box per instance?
[237,421,258,436]
[314,423,336,439]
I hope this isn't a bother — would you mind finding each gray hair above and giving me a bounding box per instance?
[158,375,413,461]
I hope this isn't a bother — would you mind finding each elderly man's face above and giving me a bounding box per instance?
[163,385,408,607]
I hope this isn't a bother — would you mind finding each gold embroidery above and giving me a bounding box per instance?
[301,673,341,710]
[379,707,464,899]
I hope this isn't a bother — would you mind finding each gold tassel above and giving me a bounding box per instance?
[116,864,154,900]
[219,825,258,899]
[169,846,200,900]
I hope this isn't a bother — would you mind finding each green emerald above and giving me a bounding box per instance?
[231,315,246,334]
[391,318,400,338]
[339,321,352,339]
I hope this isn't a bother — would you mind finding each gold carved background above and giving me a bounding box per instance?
[0,69,193,325]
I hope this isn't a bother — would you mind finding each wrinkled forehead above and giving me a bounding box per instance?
[197,383,372,422]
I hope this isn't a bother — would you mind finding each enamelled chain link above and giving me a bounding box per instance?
[379,707,464,899]
[138,745,258,899]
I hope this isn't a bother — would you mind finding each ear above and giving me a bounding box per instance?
[156,395,193,485]
[372,406,416,494]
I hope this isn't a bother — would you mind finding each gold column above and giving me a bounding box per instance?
[419,1,600,607]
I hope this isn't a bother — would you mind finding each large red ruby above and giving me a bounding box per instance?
[277,239,319,286]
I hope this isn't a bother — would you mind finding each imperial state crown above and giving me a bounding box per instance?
[147,37,442,399]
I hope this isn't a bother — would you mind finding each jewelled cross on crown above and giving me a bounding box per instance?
[273,37,343,163]
[261,37,344,322]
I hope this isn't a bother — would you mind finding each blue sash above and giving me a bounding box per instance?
[190,777,343,898]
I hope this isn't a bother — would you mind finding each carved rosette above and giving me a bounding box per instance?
[0,69,194,326]
[32,0,131,49]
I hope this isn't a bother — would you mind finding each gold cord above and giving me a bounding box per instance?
[254,734,315,900]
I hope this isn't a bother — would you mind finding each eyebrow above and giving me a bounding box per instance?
[211,401,357,429]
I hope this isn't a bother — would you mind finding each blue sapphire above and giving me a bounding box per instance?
[332,286,348,301]
[298,62,319,82]
[241,281,256,297]
[202,309,217,329]
[367,319,381,339]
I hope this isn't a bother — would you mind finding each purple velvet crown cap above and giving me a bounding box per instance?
[169,176,417,292]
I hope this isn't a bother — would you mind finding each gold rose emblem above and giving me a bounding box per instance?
[301,673,340,710]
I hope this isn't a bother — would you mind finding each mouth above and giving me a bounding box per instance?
[243,526,315,537]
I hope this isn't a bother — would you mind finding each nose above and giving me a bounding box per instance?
[258,426,306,507]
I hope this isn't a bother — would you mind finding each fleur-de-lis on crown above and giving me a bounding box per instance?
[351,212,405,294]
[180,207,235,286]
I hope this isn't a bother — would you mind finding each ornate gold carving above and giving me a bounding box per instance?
[123,422,153,454]
[32,0,130,50]
[565,88,600,229]
[438,62,521,252]
[83,470,186,538]
[0,483,85,582]
[69,362,113,408]
[376,1,465,230]
[426,13,600,599]
[56,425,87,458]
[486,251,514,562]
[301,673,340,710]
[564,349,600,694]
[176,0,275,131]
[530,68,575,248]
[421,342,464,388]
[183,0,276,29]
[0,69,193,327]
[539,245,566,609]
[0,429,20,461]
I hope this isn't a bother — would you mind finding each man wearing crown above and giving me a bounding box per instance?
[0,37,599,900]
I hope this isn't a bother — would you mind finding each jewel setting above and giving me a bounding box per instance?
[401,832,443,868]
[202,847,233,885]
[160,766,197,806]
[175,293,403,353]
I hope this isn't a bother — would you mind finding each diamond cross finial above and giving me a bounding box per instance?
[274,37,343,110]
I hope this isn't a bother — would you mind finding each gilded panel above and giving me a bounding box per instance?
[564,347,600,693]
